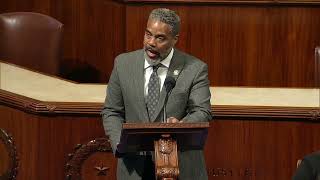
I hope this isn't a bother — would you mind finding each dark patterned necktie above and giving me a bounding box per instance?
[147,64,161,119]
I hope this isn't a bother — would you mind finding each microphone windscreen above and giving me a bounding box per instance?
[164,76,176,92]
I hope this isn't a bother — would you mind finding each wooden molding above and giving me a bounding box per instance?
[116,0,320,5]
[0,129,18,180]
[123,122,210,129]
[212,105,320,120]
[0,90,102,115]
[1,89,319,119]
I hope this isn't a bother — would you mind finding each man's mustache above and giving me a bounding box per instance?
[145,46,160,55]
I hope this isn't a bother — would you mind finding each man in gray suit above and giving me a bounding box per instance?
[102,8,212,180]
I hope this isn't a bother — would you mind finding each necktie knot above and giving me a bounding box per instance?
[152,64,161,73]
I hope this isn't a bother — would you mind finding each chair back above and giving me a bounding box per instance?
[0,12,63,75]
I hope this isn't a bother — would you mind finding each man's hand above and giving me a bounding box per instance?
[166,117,183,123]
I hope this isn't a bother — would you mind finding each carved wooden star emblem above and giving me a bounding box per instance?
[94,165,110,176]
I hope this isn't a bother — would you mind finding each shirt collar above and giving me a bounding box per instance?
[144,48,174,69]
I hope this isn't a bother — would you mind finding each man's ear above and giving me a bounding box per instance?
[173,34,179,45]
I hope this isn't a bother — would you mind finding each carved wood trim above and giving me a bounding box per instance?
[0,90,102,115]
[155,135,179,180]
[116,0,320,5]
[0,129,18,180]
[212,105,320,120]
[1,89,319,120]
[65,137,112,180]
[123,122,210,129]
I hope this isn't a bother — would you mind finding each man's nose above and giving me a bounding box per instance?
[148,37,156,47]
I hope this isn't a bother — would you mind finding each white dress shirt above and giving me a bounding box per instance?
[144,48,174,96]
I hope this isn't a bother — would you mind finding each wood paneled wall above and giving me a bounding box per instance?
[205,118,320,180]
[0,105,111,180]
[1,0,320,86]
[125,4,320,87]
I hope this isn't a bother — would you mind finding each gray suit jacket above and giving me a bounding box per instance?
[102,49,212,180]
[292,151,320,180]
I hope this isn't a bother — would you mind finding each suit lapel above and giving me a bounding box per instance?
[151,49,185,122]
[133,50,149,122]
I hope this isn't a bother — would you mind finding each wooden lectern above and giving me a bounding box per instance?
[117,122,209,180]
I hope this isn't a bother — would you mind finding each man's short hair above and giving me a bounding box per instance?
[149,8,180,36]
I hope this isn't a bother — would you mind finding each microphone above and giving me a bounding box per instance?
[164,76,176,93]
[163,76,176,123]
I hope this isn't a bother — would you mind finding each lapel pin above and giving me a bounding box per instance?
[173,70,179,76]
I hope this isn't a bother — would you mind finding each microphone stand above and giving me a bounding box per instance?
[162,76,176,123]
[163,105,167,123]
[162,91,171,123]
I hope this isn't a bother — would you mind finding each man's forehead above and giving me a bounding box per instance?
[146,19,173,35]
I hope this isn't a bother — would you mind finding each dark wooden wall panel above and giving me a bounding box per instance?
[1,1,320,86]
[121,0,320,3]
[59,0,125,83]
[0,105,108,180]
[125,5,320,87]
[204,119,320,179]
[0,142,9,175]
